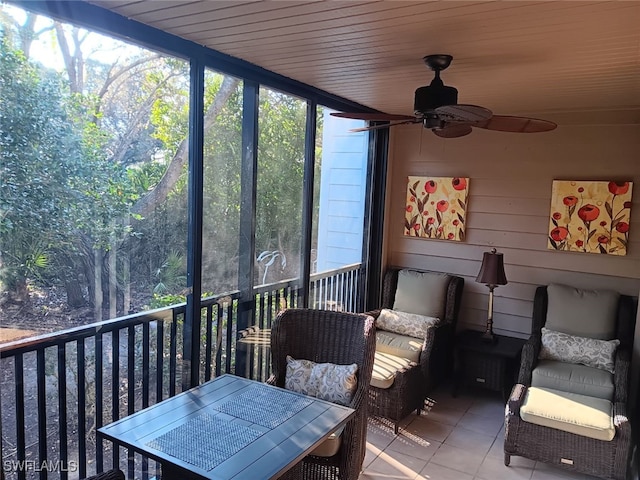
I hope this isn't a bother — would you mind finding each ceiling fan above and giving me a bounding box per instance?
[331,54,557,138]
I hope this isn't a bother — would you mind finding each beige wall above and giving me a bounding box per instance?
[384,121,640,339]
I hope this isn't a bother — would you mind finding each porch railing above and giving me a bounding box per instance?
[0,263,363,480]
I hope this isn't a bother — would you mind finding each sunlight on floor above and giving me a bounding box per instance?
[359,383,600,480]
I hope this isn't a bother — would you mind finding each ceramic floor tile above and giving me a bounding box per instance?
[363,442,382,469]
[418,461,475,480]
[457,410,504,437]
[366,421,397,451]
[486,435,506,459]
[444,426,495,456]
[429,443,485,476]
[476,454,535,480]
[421,404,466,427]
[403,416,455,443]
[386,434,441,462]
[427,393,474,412]
[532,462,592,479]
[363,449,428,479]
[468,394,507,418]
[530,469,587,480]
[362,386,510,480]
[358,473,390,480]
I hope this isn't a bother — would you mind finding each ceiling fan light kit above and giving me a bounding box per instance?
[414,55,458,113]
[331,54,557,138]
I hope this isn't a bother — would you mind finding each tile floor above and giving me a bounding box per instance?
[359,383,600,480]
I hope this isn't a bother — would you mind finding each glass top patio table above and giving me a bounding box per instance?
[98,374,354,480]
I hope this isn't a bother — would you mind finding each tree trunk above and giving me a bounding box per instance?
[60,254,87,307]
[19,14,36,57]
[131,76,240,217]
[65,278,86,308]
[93,248,103,322]
[54,22,78,93]
[123,222,131,314]
[109,246,117,320]
[11,278,30,304]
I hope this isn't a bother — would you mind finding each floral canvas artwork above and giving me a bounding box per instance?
[548,180,633,255]
[404,176,469,241]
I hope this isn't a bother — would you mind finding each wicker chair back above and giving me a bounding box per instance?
[270,308,376,480]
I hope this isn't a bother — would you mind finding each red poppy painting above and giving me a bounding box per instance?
[548,180,633,255]
[404,176,469,241]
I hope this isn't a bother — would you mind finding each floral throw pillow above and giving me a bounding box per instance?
[538,327,619,373]
[376,308,440,339]
[285,355,358,406]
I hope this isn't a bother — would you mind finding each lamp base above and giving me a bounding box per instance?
[481,330,497,344]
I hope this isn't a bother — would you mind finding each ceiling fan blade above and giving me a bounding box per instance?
[331,112,417,121]
[476,115,557,133]
[433,124,473,138]
[349,119,421,133]
[434,104,493,123]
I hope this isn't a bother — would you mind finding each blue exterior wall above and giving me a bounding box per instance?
[316,112,368,272]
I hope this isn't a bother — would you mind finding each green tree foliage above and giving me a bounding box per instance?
[0,36,78,297]
[1,4,316,317]
[256,89,307,282]
[65,91,137,249]
[201,73,243,293]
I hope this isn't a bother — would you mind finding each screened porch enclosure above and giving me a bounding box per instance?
[0,1,388,479]
[0,264,365,480]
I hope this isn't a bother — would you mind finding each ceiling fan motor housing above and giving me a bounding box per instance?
[414,85,458,114]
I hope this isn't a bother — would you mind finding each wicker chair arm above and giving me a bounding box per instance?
[613,401,629,429]
[506,383,527,416]
[517,336,540,385]
[614,347,630,403]
[418,325,438,375]
[612,400,633,480]
[363,308,382,320]
[347,320,376,412]
[393,360,420,383]
[420,325,444,364]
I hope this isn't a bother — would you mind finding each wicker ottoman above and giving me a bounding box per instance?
[505,384,631,480]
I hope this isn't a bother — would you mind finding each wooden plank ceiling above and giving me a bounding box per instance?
[87,1,640,123]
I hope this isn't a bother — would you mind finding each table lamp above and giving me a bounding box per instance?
[475,248,507,343]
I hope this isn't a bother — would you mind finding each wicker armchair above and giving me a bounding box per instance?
[367,268,464,433]
[83,470,125,480]
[504,285,636,480]
[269,308,376,480]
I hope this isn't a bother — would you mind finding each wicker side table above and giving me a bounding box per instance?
[453,330,526,401]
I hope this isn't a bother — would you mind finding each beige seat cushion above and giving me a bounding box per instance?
[520,387,615,441]
[532,359,614,400]
[371,351,414,389]
[310,425,345,457]
[375,330,422,363]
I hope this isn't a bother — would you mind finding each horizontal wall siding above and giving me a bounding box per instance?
[386,123,640,338]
